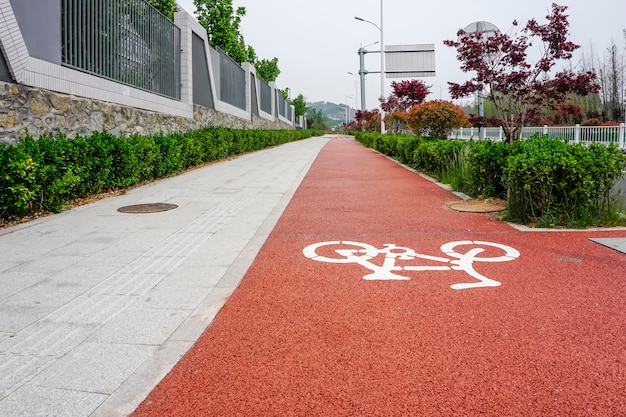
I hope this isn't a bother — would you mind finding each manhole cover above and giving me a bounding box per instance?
[448,199,506,213]
[117,203,178,213]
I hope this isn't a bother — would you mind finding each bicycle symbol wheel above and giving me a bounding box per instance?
[440,240,520,262]
[302,241,379,264]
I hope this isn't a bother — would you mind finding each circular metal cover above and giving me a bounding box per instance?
[117,203,178,213]
[448,199,505,213]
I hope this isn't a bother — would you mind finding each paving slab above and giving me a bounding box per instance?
[589,237,626,254]
[0,136,330,417]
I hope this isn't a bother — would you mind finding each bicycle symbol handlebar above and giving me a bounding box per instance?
[302,240,520,290]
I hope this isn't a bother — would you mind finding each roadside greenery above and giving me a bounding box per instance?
[292,94,307,118]
[355,132,626,228]
[466,141,511,198]
[194,0,256,64]
[0,128,322,221]
[407,100,470,139]
[255,57,281,83]
[193,0,283,85]
[504,138,625,227]
[307,109,330,131]
[444,4,599,143]
[145,0,177,19]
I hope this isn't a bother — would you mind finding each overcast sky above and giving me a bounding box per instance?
[176,0,624,110]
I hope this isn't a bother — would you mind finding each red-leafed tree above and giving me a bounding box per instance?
[444,3,600,144]
[555,102,583,125]
[355,109,379,123]
[380,80,431,113]
[354,109,380,132]
[468,114,503,128]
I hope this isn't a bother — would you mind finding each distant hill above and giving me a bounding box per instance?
[307,101,356,126]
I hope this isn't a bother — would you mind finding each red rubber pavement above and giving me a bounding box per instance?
[132,138,626,417]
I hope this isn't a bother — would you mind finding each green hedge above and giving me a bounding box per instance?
[504,137,625,227]
[354,132,469,177]
[355,132,421,164]
[412,139,469,175]
[355,132,626,227]
[467,140,511,198]
[0,128,323,219]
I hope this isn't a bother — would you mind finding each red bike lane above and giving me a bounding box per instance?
[132,138,626,417]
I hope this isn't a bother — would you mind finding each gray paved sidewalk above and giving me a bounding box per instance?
[0,135,330,417]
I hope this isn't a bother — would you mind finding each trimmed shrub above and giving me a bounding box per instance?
[504,136,626,227]
[407,100,470,139]
[0,128,322,221]
[467,140,511,198]
[411,140,469,176]
[355,131,626,228]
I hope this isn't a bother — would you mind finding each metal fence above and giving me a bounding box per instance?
[278,92,286,117]
[210,47,246,110]
[258,77,272,114]
[276,92,292,120]
[450,124,626,150]
[61,0,181,100]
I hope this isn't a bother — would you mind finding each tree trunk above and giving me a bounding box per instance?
[502,126,518,144]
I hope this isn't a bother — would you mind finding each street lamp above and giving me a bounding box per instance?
[347,72,359,112]
[355,0,385,134]
[345,94,354,129]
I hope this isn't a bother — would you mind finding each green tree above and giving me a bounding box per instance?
[193,0,282,84]
[194,0,256,63]
[255,57,280,83]
[307,108,329,130]
[145,0,177,20]
[292,94,307,118]
[278,88,289,100]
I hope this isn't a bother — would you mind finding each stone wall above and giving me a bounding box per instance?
[0,82,292,145]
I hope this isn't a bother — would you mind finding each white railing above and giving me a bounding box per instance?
[450,124,626,150]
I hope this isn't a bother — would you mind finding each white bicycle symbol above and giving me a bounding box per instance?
[302,240,520,290]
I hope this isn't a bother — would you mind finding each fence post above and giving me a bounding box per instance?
[543,125,548,135]
[574,124,580,144]
[619,123,625,150]
[242,62,254,116]
[499,127,503,142]
[269,82,277,121]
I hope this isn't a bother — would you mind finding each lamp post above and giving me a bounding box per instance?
[347,72,359,112]
[345,94,354,129]
[355,0,385,134]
